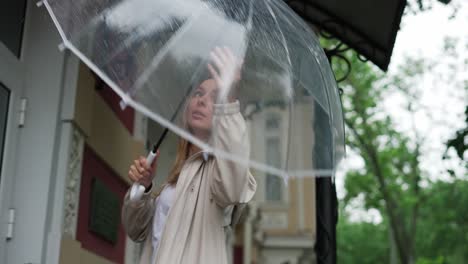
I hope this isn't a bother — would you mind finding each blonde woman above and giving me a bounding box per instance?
[122,47,257,264]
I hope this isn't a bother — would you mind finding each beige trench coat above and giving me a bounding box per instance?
[122,101,257,264]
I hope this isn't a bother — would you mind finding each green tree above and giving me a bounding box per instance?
[445,106,467,167]
[337,177,468,264]
[335,51,424,264]
[327,28,467,262]
[415,179,468,263]
[337,205,389,264]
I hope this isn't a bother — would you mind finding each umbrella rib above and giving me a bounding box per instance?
[98,14,186,71]
[246,41,331,114]
[84,0,202,71]
[284,102,293,178]
[128,6,207,95]
[64,1,119,46]
[270,0,318,54]
[270,0,334,114]
[263,0,293,80]
[42,1,70,44]
[265,0,295,181]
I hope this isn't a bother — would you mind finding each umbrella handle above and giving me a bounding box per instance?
[129,150,158,201]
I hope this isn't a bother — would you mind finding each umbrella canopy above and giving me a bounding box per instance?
[42,0,345,180]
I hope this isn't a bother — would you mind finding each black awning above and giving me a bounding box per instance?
[286,0,407,71]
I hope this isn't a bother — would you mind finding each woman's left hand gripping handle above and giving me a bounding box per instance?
[129,150,159,201]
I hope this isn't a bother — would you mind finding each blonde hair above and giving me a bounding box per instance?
[155,97,193,196]
[154,137,191,197]
[167,137,191,185]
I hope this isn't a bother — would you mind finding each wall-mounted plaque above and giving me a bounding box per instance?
[89,177,120,244]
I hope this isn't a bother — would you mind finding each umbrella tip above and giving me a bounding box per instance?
[282,173,289,186]
[58,43,66,52]
[119,99,127,110]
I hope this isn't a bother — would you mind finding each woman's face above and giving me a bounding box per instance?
[186,79,218,139]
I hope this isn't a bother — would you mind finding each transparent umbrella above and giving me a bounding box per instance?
[41,0,345,193]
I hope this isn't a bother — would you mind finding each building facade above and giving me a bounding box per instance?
[232,104,318,264]
[0,2,147,263]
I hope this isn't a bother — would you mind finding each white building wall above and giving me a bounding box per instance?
[2,4,79,264]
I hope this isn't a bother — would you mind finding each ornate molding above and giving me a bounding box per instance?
[62,126,85,238]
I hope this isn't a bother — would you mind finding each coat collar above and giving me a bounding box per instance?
[186,150,211,163]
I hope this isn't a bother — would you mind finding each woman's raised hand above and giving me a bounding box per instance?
[208,46,243,103]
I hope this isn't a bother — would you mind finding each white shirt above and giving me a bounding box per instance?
[151,184,176,263]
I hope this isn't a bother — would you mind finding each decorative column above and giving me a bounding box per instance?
[62,126,85,238]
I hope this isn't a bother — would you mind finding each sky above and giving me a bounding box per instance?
[336,1,468,223]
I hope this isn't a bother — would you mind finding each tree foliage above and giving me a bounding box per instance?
[329,32,467,263]
[336,51,423,264]
[406,0,460,18]
[337,178,468,264]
